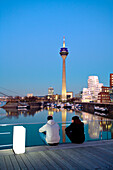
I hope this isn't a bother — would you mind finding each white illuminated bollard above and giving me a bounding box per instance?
[13,126,26,154]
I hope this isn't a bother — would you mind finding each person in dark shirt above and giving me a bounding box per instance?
[65,116,85,144]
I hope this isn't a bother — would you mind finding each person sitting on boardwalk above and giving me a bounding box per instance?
[65,116,85,144]
[39,116,60,146]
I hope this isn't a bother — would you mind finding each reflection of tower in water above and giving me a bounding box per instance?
[61,109,67,142]
[48,110,54,116]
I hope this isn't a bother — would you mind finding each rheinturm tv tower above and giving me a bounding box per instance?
[60,37,69,101]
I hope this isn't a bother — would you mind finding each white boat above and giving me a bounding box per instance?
[16,103,30,110]
[94,106,108,113]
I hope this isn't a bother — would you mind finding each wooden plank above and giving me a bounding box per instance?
[0,156,7,170]
[85,147,113,167]
[39,151,62,170]
[4,155,14,170]
[26,153,43,170]
[98,145,113,153]
[55,149,85,170]
[97,146,113,155]
[36,151,54,170]
[9,155,20,170]
[90,146,113,163]
[73,147,103,169]
[20,154,35,170]
[61,148,96,170]
[28,152,48,170]
[45,150,68,170]
[15,154,28,170]
[76,147,110,169]
[46,150,75,170]
[0,149,13,156]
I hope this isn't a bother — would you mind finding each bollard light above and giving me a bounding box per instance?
[13,126,26,154]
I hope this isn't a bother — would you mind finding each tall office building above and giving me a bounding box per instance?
[48,87,54,96]
[59,37,69,101]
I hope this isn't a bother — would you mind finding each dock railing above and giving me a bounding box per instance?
[0,120,113,150]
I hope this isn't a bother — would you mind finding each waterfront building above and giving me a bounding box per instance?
[98,92,110,103]
[27,93,33,97]
[60,37,69,101]
[48,87,54,96]
[66,91,73,99]
[82,76,103,102]
[82,88,92,102]
[98,74,113,103]
[101,86,109,93]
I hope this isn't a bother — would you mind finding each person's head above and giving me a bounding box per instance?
[47,116,53,121]
[72,116,80,123]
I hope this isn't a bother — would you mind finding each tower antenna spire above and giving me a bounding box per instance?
[63,36,65,48]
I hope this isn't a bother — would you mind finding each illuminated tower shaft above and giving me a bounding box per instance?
[60,37,69,101]
[62,56,66,100]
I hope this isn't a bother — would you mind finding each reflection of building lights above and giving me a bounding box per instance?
[82,120,87,124]
[47,107,50,111]
[103,121,106,124]
[108,124,112,130]
[99,126,103,131]
[62,109,67,142]
[48,111,54,116]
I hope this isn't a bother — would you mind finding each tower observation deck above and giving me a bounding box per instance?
[59,37,69,101]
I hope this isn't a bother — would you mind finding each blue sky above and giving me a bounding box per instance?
[0,0,113,96]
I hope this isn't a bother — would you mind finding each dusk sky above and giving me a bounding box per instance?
[0,0,113,96]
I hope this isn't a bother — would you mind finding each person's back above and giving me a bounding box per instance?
[65,116,85,144]
[39,116,60,145]
[45,119,60,144]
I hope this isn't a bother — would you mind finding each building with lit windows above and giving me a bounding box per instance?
[98,92,110,103]
[82,88,92,102]
[27,93,33,97]
[82,76,103,102]
[48,87,54,96]
[97,73,113,103]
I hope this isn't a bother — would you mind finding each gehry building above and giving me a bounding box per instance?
[82,76,103,102]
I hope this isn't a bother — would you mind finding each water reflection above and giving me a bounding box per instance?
[62,109,67,142]
[0,108,42,119]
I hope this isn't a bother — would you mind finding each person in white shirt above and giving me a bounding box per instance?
[39,116,60,146]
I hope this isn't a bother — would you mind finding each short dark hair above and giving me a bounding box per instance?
[47,116,53,120]
[72,116,79,121]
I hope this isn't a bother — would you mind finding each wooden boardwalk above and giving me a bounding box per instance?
[0,140,113,170]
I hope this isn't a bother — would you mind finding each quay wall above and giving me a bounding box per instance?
[1,102,42,109]
[75,102,113,118]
